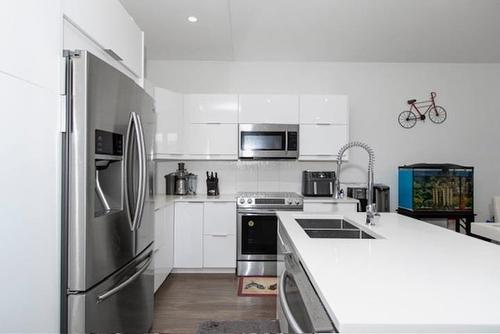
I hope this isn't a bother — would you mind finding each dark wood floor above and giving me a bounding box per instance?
[152,274,277,334]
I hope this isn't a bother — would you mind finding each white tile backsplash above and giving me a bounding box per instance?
[155,159,340,195]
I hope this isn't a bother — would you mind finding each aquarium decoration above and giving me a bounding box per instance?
[398,163,473,213]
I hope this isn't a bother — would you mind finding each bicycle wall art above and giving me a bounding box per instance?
[398,92,447,129]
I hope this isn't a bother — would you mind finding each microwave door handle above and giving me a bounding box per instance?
[279,270,304,333]
[285,129,288,153]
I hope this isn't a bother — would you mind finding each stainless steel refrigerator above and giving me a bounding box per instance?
[61,50,156,333]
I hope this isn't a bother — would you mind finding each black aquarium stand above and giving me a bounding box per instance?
[397,208,476,235]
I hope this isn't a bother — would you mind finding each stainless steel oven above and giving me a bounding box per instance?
[277,222,336,333]
[239,124,299,159]
[237,192,303,276]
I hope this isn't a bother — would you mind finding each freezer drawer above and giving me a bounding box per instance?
[68,246,154,334]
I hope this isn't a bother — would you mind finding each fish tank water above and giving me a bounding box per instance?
[398,164,473,212]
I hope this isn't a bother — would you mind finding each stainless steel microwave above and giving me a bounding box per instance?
[239,124,299,159]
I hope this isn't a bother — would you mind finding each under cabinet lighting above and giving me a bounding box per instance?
[187,16,198,23]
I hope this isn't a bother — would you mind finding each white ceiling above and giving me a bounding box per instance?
[121,0,500,62]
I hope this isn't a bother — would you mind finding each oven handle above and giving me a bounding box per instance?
[238,210,291,215]
[279,270,304,333]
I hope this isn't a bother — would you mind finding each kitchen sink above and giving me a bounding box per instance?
[304,229,375,239]
[296,218,377,239]
[296,218,357,230]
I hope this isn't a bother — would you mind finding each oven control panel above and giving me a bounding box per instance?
[236,192,303,210]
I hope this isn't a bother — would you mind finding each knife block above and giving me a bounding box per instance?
[206,179,219,196]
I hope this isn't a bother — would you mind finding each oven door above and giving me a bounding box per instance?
[239,124,298,159]
[238,211,278,261]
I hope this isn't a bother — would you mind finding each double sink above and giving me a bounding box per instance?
[296,218,377,239]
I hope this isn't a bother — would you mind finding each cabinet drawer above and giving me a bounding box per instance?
[203,235,236,268]
[204,202,236,235]
[184,94,238,124]
[300,95,348,124]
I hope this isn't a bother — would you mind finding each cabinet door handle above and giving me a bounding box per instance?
[211,234,229,237]
[316,122,332,125]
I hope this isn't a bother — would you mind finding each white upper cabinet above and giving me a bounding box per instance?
[184,94,238,124]
[155,88,183,157]
[299,95,349,124]
[183,124,238,158]
[0,0,61,92]
[299,94,350,161]
[62,0,144,79]
[299,124,349,161]
[239,95,299,124]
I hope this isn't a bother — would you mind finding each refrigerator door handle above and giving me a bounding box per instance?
[124,112,145,231]
[96,252,153,303]
[134,113,147,231]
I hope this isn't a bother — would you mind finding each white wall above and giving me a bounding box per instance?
[148,60,500,221]
[0,0,62,332]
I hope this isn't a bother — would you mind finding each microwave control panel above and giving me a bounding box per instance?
[287,131,298,151]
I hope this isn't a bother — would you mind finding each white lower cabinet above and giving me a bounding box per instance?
[203,235,237,268]
[303,202,358,213]
[174,202,204,268]
[174,201,237,270]
[203,202,237,268]
[154,203,175,292]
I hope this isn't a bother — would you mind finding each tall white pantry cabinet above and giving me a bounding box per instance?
[0,0,145,332]
[0,0,62,332]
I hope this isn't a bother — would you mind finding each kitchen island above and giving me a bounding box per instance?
[277,212,500,333]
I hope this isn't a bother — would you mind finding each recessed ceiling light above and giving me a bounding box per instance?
[187,16,198,23]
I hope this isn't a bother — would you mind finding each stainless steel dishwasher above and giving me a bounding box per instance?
[277,221,337,333]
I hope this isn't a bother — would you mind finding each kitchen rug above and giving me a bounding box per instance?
[238,276,277,296]
[196,320,280,334]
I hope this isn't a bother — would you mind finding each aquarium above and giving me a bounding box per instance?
[398,163,473,212]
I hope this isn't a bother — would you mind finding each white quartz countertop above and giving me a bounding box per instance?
[277,211,500,333]
[154,194,237,210]
[154,194,358,210]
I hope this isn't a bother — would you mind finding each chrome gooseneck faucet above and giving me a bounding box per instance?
[334,141,378,225]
